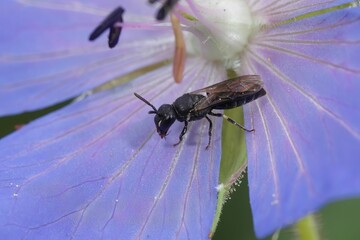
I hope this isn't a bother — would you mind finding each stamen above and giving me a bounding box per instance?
[89,6,125,48]
[114,21,172,30]
[149,0,180,20]
[108,25,121,48]
[170,14,186,83]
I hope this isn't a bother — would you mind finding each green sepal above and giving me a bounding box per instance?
[295,214,321,240]
[210,107,248,238]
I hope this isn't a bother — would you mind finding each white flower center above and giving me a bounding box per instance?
[184,0,254,65]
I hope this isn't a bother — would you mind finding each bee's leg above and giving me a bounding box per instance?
[209,112,254,132]
[173,121,188,147]
[205,116,212,150]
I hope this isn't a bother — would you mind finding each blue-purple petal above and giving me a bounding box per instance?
[0,0,172,116]
[243,4,360,237]
[0,61,225,239]
[249,0,352,22]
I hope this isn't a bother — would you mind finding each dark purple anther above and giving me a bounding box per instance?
[149,0,180,21]
[89,6,124,48]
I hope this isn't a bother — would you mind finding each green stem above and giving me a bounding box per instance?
[295,214,321,240]
[265,1,359,29]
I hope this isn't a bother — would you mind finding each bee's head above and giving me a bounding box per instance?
[134,93,176,138]
[153,104,176,138]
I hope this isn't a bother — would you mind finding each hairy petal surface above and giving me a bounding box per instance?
[242,3,360,237]
[0,0,172,116]
[0,60,225,239]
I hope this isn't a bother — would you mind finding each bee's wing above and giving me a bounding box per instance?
[193,75,264,111]
[190,75,263,95]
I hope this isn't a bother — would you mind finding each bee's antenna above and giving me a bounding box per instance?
[134,93,158,114]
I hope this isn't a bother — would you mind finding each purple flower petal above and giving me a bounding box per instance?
[0,1,172,116]
[4,0,360,238]
[243,4,360,237]
[249,0,352,22]
[0,61,225,239]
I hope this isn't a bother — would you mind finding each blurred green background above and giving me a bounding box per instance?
[1,106,360,240]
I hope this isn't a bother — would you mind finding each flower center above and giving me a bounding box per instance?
[182,0,254,64]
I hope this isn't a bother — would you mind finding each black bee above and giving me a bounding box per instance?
[134,75,266,149]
